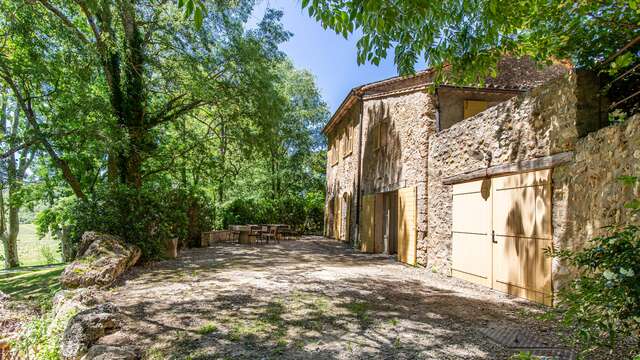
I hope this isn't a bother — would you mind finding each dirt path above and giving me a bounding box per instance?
[100,237,570,359]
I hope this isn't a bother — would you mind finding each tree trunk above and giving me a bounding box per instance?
[5,201,19,268]
[4,152,20,268]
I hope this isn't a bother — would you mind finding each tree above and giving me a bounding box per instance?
[0,89,35,268]
[302,0,639,81]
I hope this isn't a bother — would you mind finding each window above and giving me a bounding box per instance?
[463,100,488,119]
[380,122,388,148]
[331,137,339,166]
[373,121,388,151]
[343,124,353,158]
[372,123,380,150]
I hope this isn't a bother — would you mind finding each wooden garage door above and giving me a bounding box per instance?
[492,170,552,305]
[451,179,492,287]
[397,186,417,265]
[450,169,552,305]
[360,194,375,253]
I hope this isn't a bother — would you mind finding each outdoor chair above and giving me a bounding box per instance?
[261,226,278,244]
[229,226,240,244]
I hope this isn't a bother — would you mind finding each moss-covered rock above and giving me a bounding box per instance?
[61,232,140,289]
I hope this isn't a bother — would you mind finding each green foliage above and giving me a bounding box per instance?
[551,179,640,356]
[36,185,213,260]
[509,352,541,360]
[302,0,639,81]
[38,245,57,265]
[1,0,327,263]
[196,322,218,335]
[11,313,62,360]
[218,191,323,233]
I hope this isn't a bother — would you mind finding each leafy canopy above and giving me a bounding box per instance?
[302,0,639,81]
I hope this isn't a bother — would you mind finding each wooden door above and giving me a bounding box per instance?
[374,193,384,253]
[334,194,342,240]
[397,186,417,265]
[492,170,552,305]
[451,179,492,287]
[343,193,351,242]
[360,194,375,253]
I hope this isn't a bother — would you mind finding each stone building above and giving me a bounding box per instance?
[323,58,639,305]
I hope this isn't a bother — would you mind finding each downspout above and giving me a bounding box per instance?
[354,94,364,247]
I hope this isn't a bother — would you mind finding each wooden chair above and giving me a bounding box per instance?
[229,226,240,244]
[261,226,277,244]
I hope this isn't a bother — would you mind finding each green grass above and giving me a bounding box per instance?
[0,264,64,302]
[0,224,62,269]
[196,323,218,335]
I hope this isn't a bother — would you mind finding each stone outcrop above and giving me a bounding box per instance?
[61,232,140,289]
[61,303,120,360]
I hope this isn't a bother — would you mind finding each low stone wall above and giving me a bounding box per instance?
[426,74,579,273]
[552,114,640,289]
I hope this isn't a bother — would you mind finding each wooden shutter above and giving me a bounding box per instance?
[360,194,375,253]
[333,193,341,239]
[374,193,384,253]
[463,100,488,119]
[344,193,351,242]
[397,186,417,265]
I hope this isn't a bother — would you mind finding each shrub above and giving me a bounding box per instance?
[38,245,59,265]
[552,177,640,357]
[35,184,213,261]
[218,191,324,234]
[553,224,640,356]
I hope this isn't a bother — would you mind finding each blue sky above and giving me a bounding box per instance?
[248,0,425,113]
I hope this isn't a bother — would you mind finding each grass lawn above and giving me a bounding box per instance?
[1,223,62,269]
[0,264,64,302]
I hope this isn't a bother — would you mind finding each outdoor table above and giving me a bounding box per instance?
[231,225,251,244]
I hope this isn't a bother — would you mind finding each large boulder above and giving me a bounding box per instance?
[61,232,141,289]
[61,303,120,360]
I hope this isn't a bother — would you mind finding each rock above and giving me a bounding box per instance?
[61,303,120,360]
[49,289,99,338]
[61,232,141,289]
[82,345,138,360]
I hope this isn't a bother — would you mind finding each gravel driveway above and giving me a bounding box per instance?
[100,236,573,359]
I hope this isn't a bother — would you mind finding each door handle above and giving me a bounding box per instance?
[492,230,497,244]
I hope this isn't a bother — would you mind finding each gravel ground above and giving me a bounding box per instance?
[100,236,576,360]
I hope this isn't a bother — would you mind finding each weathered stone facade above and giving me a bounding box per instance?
[427,74,580,272]
[552,114,640,289]
[325,105,361,241]
[360,90,436,261]
[324,57,638,297]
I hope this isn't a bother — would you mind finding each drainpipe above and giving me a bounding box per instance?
[354,94,364,247]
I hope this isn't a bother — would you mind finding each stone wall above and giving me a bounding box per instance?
[325,104,361,241]
[360,90,436,263]
[552,114,640,289]
[427,73,580,272]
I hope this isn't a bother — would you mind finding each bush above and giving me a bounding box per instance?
[553,224,640,356]
[218,192,324,234]
[35,184,213,261]
[552,177,640,357]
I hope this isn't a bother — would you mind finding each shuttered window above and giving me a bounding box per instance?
[463,100,488,119]
[343,124,353,157]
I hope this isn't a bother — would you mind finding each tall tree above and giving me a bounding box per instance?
[0,89,35,268]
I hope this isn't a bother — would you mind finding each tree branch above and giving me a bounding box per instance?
[33,0,90,44]
[0,62,86,199]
